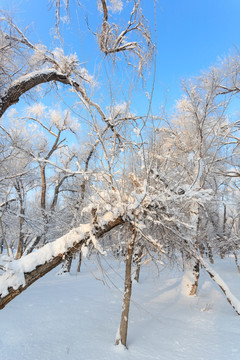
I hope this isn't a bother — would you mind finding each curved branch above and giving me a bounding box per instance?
[0,68,121,142]
[0,69,75,119]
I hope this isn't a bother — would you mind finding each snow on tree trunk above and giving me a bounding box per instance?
[0,215,123,309]
[189,261,200,295]
[115,232,135,348]
[0,70,66,118]
[180,239,240,315]
[186,197,201,296]
[134,246,143,283]
[182,261,200,296]
[196,253,240,315]
[61,256,73,273]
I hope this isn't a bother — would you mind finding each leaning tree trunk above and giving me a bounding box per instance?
[0,216,123,310]
[116,232,135,348]
[198,255,240,315]
[180,235,240,315]
[233,252,240,273]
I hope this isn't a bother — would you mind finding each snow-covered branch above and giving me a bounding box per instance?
[0,214,124,309]
[0,69,73,118]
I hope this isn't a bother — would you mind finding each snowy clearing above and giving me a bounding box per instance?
[1,256,240,360]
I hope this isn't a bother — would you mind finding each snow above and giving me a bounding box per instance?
[0,224,91,297]
[52,48,79,75]
[7,69,56,88]
[181,265,197,296]
[81,245,89,258]
[29,44,48,67]
[100,211,115,225]
[98,0,123,13]
[111,102,128,116]
[109,0,123,13]
[1,256,240,360]
[201,257,240,314]
[89,231,106,255]
[133,127,141,137]
[27,102,46,117]
[49,109,63,127]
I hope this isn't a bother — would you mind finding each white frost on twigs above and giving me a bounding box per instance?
[27,103,46,117]
[109,0,123,13]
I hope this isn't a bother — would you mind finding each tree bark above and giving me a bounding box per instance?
[116,232,135,348]
[0,217,10,256]
[0,69,76,119]
[77,251,82,272]
[134,246,143,283]
[62,256,73,273]
[188,198,201,295]
[24,235,42,256]
[0,216,123,310]
[189,261,200,296]
[0,236,3,254]
[15,180,25,260]
[197,254,240,315]
[234,252,240,273]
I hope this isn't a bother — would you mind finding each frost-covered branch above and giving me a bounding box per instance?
[0,69,76,119]
[97,0,153,75]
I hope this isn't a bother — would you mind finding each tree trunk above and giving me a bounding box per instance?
[189,198,201,295]
[182,261,200,296]
[62,256,73,273]
[189,261,200,296]
[234,252,240,273]
[0,216,124,310]
[116,233,135,348]
[14,180,25,260]
[24,235,42,255]
[197,254,240,315]
[181,238,240,315]
[77,251,82,272]
[134,246,143,283]
[0,69,81,119]
[15,205,25,259]
[0,217,10,256]
[15,230,24,260]
[0,252,64,310]
[220,203,227,259]
[40,165,48,245]
[206,243,214,264]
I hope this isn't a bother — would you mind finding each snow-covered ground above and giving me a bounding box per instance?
[1,255,240,360]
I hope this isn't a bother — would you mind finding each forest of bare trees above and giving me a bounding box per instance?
[1,0,240,348]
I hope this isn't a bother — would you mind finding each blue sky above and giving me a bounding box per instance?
[1,0,240,113]
[156,0,240,102]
